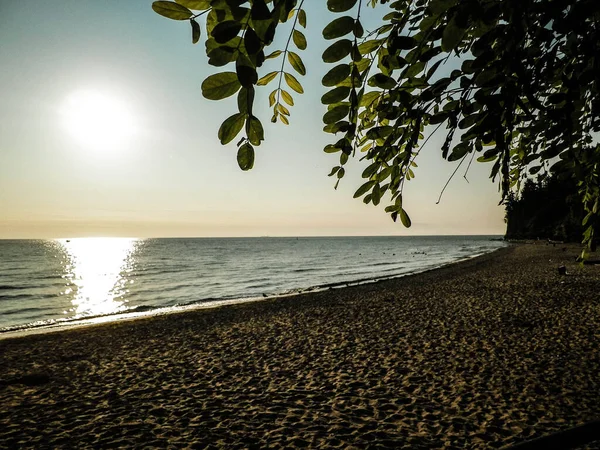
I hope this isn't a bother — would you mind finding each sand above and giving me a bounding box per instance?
[1,243,599,449]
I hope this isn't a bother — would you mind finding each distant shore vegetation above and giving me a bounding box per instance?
[504,175,584,243]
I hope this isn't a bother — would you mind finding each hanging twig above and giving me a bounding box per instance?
[436,156,467,204]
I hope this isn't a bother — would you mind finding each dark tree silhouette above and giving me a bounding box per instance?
[504,175,584,242]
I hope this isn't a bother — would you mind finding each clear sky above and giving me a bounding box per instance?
[0,1,506,238]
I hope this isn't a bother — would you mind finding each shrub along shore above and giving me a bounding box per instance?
[1,243,599,448]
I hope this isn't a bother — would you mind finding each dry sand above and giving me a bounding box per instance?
[1,244,599,449]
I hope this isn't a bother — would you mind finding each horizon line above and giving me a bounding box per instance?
[0,233,505,241]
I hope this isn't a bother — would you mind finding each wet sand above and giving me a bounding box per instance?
[1,244,599,448]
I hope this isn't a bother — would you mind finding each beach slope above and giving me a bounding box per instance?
[1,244,599,448]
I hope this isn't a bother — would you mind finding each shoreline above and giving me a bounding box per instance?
[0,246,505,339]
[2,243,599,448]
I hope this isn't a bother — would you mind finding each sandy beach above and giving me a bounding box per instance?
[1,243,599,449]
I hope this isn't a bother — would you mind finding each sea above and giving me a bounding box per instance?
[0,236,505,333]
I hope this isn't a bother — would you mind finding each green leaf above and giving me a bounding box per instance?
[298,9,307,27]
[281,90,294,106]
[246,115,264,146]
[277,103,290,116]
[358,91,379,107]
[322,64,351,87]
[176,0,210,9]
[284,72,304,94]
[218,113,245,145]
[442,99,459,112]
[206,42,238,66]
[399,209,411,227]
[441,15,467,52]
[448,143,470,161]
[323,121,350,134]
[268,90,277,107]
[265,50,282,60]
[237,142,255,171]
[190,19,201,44]
[251,0,272,21]
[378,166,392,182]
[321,86,351,104]
[404,61,425,78]
[237,86,255,114]
[323,39,353,63]
[391,36,417,51]
[474,68,497,87]
[372,183,381,205]
[152,1,193,20]
[354,20,364,38]
[395,194,403,207]
[257,71,279,86]
[358,39,382,55]
[236,60,258,87]
[324,144,341,153]
[323,105,350,124]
[244,27,261,55]
[287,52,306,76]
[293,30,307,50]
[327,0,358,13]
[354,180,376,198]
[429,0,459,15]
[366,126,393,140]
[253,20,276,44]
[458,114,480,130]
[201,72,241,100]
[212,21,242,44]
[323,16,356,40]
[368,74,396,89]
[362,162,379,178]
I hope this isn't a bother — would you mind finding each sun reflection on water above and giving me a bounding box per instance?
[58,238,138,318]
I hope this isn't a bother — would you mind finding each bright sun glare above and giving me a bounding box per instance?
[61,90,136,152]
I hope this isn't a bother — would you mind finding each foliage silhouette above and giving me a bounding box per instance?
[504,175,584,242]
[152,0,600,254]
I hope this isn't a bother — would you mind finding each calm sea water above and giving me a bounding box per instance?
[0,236,505,332]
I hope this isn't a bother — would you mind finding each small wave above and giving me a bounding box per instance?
[0,306,47,316]
[0,283,69,298]
[128,282,210,297]
[152,283,201,293]
[369,260,403,267]
[0,304,155,333]
[0,266,29,272]
[0,293,36,301]
[242,282,273,290]
[135,266,194,277]
[127,305,156,313]
[175,297,223,307]
[0,285,30,291]
[39,274,64,280]
[290,267,320,274]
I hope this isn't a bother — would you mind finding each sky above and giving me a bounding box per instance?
[0,1,506,238]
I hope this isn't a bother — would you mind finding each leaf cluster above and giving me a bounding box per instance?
[153,0,600,253]
[153,0,309,170]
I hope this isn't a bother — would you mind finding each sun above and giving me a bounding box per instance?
[61,89,137,152]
